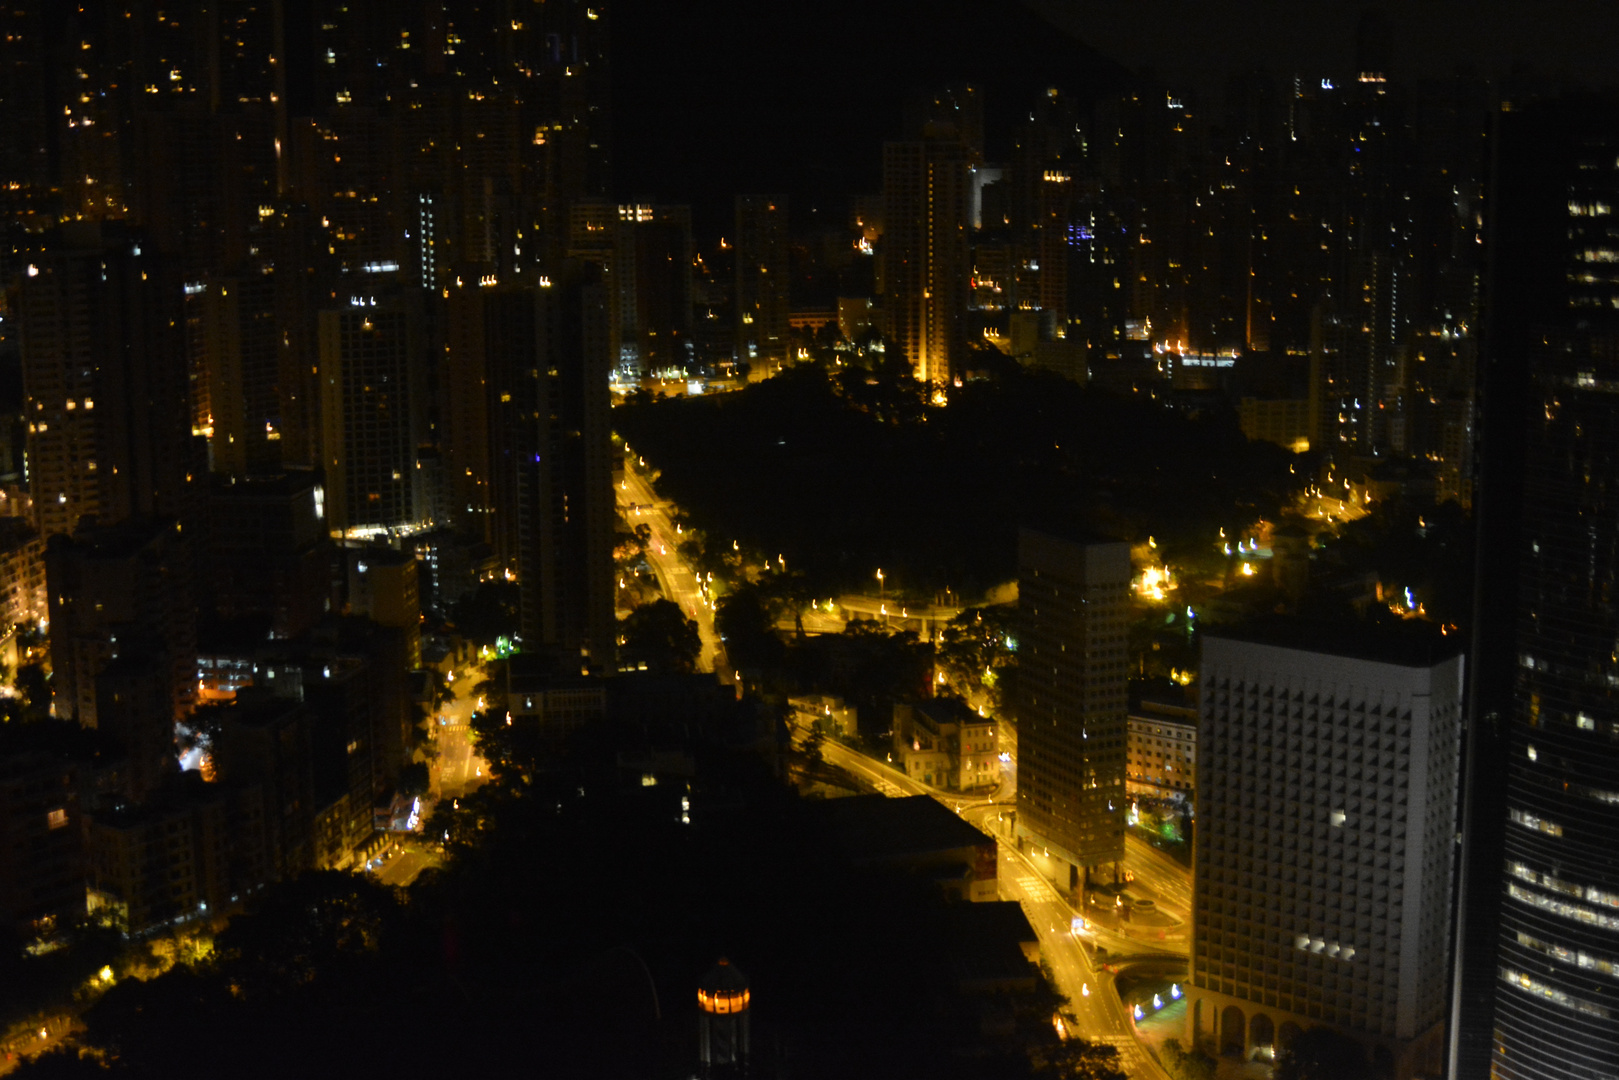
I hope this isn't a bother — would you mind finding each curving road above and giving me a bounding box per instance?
[795,716,1179,1080]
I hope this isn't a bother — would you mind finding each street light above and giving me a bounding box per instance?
[876,569,886,627]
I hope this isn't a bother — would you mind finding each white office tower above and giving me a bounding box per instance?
[1187,624,1462,1080]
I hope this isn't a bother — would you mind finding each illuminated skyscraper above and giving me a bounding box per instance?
[882,88,979,390]
[1450,98,1619,1080]
[1013,529,1130,892]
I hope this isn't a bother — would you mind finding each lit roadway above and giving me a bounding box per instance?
[1125,833,1194,917]
[368,660,493,889]
[618,459,725,675]
[797,718,1179,1080]
[432,662,489,799]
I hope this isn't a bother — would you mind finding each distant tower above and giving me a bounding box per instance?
[697,958,751,1078]
[1355,9,1394,84]
[882,86,980,392]
[734,195,790,376]
[616,203,694,377]
[443,278,546,566]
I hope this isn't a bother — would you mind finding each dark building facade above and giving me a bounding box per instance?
[17,227,196,541]
[734,195,789,374]
[46,519,196,738]
[443,278,547,567]
[1013,529,1130,890]
[318,291,424,538]
[518,262,614,667]
[1450,98,1619,1080]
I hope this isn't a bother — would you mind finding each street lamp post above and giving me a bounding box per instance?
[876,569,886,627]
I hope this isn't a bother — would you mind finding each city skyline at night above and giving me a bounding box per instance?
[0,2,1615,1078]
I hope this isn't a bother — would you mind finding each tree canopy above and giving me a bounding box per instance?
[619,598,702,674]
[614,362,1298,598]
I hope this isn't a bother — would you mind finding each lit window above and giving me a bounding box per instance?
[1500,967,1610,1019]
[1509,807,1564,837]
[47,808,67,830]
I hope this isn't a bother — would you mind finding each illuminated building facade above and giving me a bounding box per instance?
[1013,530,1129,888]
[1451,98,1619,1080]
[883,88,977,391]
[0,518,47,645]
[1190,626,1461,1079]
[1125,694,1197,803]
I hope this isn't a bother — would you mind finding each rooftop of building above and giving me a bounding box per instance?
[911,697,991,729]
[1203,615,1462,669]
[52,516,180,557]
[0,516,40,548]
[197,686,306,727]
[208,469,321,501]
[815,794,990,863]
[943,902,1040,992]
[1129,678,1197,721]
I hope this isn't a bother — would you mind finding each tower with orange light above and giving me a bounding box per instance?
[697,958,750,1077]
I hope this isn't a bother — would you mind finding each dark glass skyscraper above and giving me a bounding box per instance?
[1450,98,1619,1080]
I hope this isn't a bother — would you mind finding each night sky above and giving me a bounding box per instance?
[608,0,1125,235]
[611,0,1619,238]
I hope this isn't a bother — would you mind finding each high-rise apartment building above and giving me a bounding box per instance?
[518,262,614,667]
[17,227,195,540]
[318,292,424,538]
[734,195,790,375]
[203,471,331,640]
[1013,530,1130,891]
[1450,98,1619,1080]
[883,106,974,390]
[443,278,544,565]
[0,750,87,936]
[613,203,694,379]
[346,547,422,670]
[45,519,196,736]
[1189,625,1462,1078]
[188,271,282,477]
